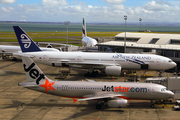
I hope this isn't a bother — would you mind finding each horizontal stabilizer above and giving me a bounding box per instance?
[18,82,38,88]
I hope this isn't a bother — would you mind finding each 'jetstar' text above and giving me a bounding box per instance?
[102,85,147,92]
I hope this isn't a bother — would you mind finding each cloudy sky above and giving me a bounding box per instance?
[0,0,180,23]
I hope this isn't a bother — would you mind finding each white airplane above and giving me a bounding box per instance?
[19,56,174,109]
[13,26,177,76]
[0,44,59,60]
[82,17,98,47]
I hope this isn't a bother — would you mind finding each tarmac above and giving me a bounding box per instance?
[0,57,180,120]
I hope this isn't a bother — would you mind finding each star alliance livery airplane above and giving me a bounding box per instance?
[13,26,176,76]
[19,56,174,109]
[0,44,59,60]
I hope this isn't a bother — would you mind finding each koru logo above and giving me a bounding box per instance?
[23,62,45,85]
[21,34,31,48]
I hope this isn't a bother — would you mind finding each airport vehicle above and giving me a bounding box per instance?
[0,44,59,59]
[82,17,98,47]
[19,56,174,109]
[174,100,180,110]
[13,26,177,76]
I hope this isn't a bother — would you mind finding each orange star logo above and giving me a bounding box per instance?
[39,79,55,93]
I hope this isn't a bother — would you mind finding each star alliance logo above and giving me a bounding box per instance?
[21,34,31,48]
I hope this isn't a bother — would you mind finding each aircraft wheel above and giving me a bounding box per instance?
[84,72,90,77]
[96,104,101,109]
[91,72,96,77]
[151,104,154,108]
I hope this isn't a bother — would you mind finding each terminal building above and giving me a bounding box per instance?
[97,32,180,69]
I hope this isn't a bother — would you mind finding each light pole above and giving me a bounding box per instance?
[124,15,127,53]
[64,21,70,51]
[139,18,142,32]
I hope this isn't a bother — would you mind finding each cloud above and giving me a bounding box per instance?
[0,0,16,4]
[42,0,68,6]
[1,6,14,12]
[122,0,180,22]
[143,0,179,12]
[0,0,180,23]
[104,0,126,4]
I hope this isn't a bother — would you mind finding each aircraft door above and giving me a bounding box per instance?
[156,59,161,65]
[43,55,47,62]
[151,88,156,95]
[127,60,132,65]
[77,56,82,62]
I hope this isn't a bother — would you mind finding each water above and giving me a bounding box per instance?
[0,23,179,32]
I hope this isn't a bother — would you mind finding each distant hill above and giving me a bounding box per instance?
[0,21,180,26]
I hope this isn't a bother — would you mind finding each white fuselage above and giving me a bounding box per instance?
[19,80,174,100]
[0,45,59,58]
[20,52,176,70]
[82,37,97,47]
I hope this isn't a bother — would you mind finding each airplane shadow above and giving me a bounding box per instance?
[3,100,124,119]
[0,71,25,76]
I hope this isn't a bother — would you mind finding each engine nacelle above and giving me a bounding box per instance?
[52,63,69,67]
[105,66,121,76]
[46,44,52,48]
[107,99,127,108]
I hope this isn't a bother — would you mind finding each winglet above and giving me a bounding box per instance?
[13,26,42,52]
[72,98,78,103]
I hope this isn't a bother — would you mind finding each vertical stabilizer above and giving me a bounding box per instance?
[82,17,87,37]
[13,26,42,52]
[22,56,48,85]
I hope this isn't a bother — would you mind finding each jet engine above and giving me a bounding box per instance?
[107,99,127,108]
[46,44,52,48]
[105,66,121,76]
[52,63,69,67]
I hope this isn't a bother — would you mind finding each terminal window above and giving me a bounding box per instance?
[149,38,159,44]
[115,37,139,42]
[169,39,180,44]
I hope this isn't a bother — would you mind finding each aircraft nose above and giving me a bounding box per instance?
[172,62,177,68]
[168,91,174,98]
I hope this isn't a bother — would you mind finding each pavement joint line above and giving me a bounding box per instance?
[10,93,45,120]
[155,109,160,120]
[0,62,17,69]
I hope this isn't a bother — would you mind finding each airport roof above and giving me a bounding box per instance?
[115,32,180,45]
[97,41,180,50]
[97,32,180,50]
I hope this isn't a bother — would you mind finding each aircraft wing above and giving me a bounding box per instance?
[77,93,124,101]
[0,52,14,56]
[66,62,119,67]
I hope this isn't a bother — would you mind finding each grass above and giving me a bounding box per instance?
[0,32,118,42]
[1,31,179,43]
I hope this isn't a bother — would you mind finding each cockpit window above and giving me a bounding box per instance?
[168,60,172,63]
[161,88,168,91]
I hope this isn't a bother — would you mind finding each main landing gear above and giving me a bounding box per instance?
[96,99,104,109]
[84,71,99,77]
[151,100,155,108]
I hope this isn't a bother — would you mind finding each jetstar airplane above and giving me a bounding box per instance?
[13,26,176,76]
[82,17,98,47]
[19,56,174,109]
